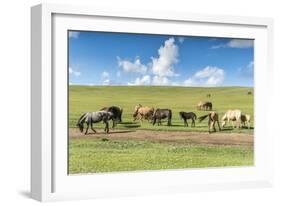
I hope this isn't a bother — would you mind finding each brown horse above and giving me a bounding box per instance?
[100,106,123,128]
[241,114,251,129]
[197,101,212,111]
[198,112,221,133]
[133,104,154,122]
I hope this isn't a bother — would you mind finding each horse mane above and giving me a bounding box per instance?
[100,107,108,111]
[152,108,159,117]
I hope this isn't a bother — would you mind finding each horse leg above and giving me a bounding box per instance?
[105,121,109,133]
[184,119,187,127]
[152,118,156,126]
[112,120,116,129]
[85,123,89,135]
[208,118,211,133]
[237,119,241,129]
[91,123,96,133]
[217,120,221,131]
[168,119,171,126]
[192,118,195,127]
[140,115,143,123]
[212,121,216,132]
[231,120,234,129]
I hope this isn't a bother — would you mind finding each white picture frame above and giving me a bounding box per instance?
[31,3,274,202]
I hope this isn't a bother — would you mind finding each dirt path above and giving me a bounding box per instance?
[69,128,253,146]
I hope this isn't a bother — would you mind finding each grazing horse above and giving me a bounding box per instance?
[152,109,172,126]
[133,104,154,122]
[179,112,197,127]
[221,109,242,128]
[100,106,123,128]
[198,112,221,133]
[76,111,113,134]
[241,114,251,129]
[197,101,212,111]
[247,91,252,95]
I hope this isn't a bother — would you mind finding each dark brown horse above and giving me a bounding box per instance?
[152,109,172,126]
[100,106,123,128]
[179,112,197,127]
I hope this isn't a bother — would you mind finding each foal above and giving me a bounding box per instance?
[179,112,197,127]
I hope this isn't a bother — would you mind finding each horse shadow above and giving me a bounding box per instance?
[123,124,141,129]
[220,127,234,131]
[120,121,136,125]
[110,130,136,134]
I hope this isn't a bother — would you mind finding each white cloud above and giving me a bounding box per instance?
[227,39,253,48]
[152,76,170,85]
[69,67,81,77]
[119,37,180,86]
[247,61,254,71]
[128,75,151,85]
[116,71,121,77]
[238,61,254,78]
[184,66,225,87]
[211,39,253,49]
[101,71,111,85]
[150,38,179,77]
[69,31,80,39]
[117,57,147,73]
[101,71,109,79]
[178,37,185,43]
[102,79,111,85]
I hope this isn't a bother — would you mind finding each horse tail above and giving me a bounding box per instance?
[169,109,172,119]
[198,114,209,122]
[152,108,158,118]
[168,110,172,126]
[77,113,87,124]
[119,107,123,122]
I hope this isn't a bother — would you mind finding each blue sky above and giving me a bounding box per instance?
[68,31,254,87]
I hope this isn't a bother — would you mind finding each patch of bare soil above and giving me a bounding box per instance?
[69,128,253,147]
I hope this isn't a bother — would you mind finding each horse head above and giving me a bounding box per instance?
[133,104,141,118]
[77,123,84,133]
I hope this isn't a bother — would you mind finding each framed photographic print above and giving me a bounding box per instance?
[31,3,274,201]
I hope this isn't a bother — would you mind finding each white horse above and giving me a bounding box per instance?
[241,114,251,129]
[221,109,242,128]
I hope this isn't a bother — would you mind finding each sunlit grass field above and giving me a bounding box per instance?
[68,86,254,174]
[69,138,253,173]
[69,86,254,133]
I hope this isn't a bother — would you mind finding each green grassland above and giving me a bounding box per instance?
[69,138,253,173]
[69,86,254,133]
[69,86,254,174]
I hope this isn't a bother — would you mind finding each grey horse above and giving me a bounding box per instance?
[76,111,114,134]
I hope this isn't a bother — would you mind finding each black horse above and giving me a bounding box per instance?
[100,106,123,128]
[152,109,172,126]
[179,112,197,127]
